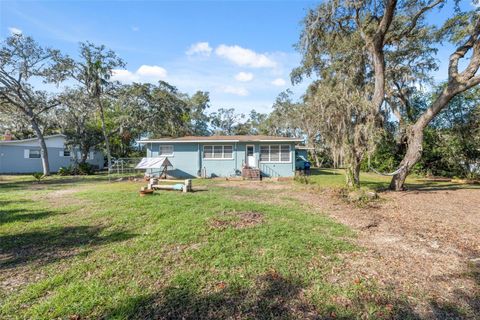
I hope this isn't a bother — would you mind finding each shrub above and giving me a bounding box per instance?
[77,163,94,175]
[294,174,310,184]
[58,166,73,176]
[32,172,43,183]
[336,187,380,208]
[57,163,95,176]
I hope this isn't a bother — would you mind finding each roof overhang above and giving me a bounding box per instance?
[0,134,66,145]
[138,138,304,144]
[138,140,239,143]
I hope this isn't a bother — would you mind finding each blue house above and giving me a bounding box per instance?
[0,134,104,174]
[138,135,304,178]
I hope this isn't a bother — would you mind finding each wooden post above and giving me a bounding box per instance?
[148,178,157,190]
[183,179,192,193]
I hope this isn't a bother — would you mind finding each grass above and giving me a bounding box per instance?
[1,172,471,319]
[304,168,480,191]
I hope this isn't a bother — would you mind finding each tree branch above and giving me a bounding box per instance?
[464,75,480,89]
[448,20,480,82]
[376,0,397,44]
[396,0,444,40]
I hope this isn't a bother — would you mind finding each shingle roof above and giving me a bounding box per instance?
[138,135,303,143]
[0,134,66,145]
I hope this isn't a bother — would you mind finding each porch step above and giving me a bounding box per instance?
[242,167,261,180]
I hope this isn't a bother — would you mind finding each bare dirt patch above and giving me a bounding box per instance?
[216,180,290,190]
[216,180,480,318]
[31,187,89,207]
[294,186,480,318]
[210,211,264,230]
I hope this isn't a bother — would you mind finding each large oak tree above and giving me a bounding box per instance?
[0,34,64,175]
[294,0,480,189]
[390,13,480,189]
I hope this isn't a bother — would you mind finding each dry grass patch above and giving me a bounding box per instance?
[210,211,265,230]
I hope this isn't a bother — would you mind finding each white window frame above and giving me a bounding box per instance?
[158,144,174,156]
[75,151,95,160]
[203,145,234,160]
[25,149,41,159]
[259,144,291,163]
[60,149,71,157]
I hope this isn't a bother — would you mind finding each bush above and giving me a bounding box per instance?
[32,172,43,183]
[294,174,310,184]
[58,166,73,176]
[57,163,95,176]
[336,187,380,208]
[77,163,94,175]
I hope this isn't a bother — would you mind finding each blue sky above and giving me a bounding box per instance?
[0,1,475,114]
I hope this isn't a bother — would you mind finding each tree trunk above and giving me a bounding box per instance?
[389,127,424,190]
[31,120,50,176]
[346,155,361,189]
[371,48,386,111]
[97,97,112,170]
[80,143,89,164]
[312,150,321,167]
[390,88,456,190]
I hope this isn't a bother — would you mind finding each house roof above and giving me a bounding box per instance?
[138,135,303,143]
[0,134,66,145]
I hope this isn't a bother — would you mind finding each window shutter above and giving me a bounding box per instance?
[89,151,94,160]
[24,149,29,158]
[59,151,64,157]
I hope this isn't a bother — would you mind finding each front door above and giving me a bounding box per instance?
[246,145,256,167]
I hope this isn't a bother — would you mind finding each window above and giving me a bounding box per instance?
[223,145,233,158]
[213,146,222,158]
[281,145,290,162]
[259,145,291,162]
[204,146,213,159]
[159,145,174,156]
[28,150,41,159]
[75,151,94,160]
[62,150,71,157]
[203,145,233,159]
[270,145,280,161]
[260,146,269,161]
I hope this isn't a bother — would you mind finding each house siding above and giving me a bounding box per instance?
[146,141,296,178]
[147,142,199,178]
[0,144,104,174]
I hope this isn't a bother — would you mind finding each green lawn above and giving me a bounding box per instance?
[304,168,480,191]
[0,173,451,319]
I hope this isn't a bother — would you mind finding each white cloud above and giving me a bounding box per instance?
[8,27,22,35]
[112,65,167,83]
[186,42,212,56]
[271,78,286,86]
[136,65,168,78]
[234,72,254,82]
[222,85,249,96]
[112,69,136,83]
[215,44,276,68]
